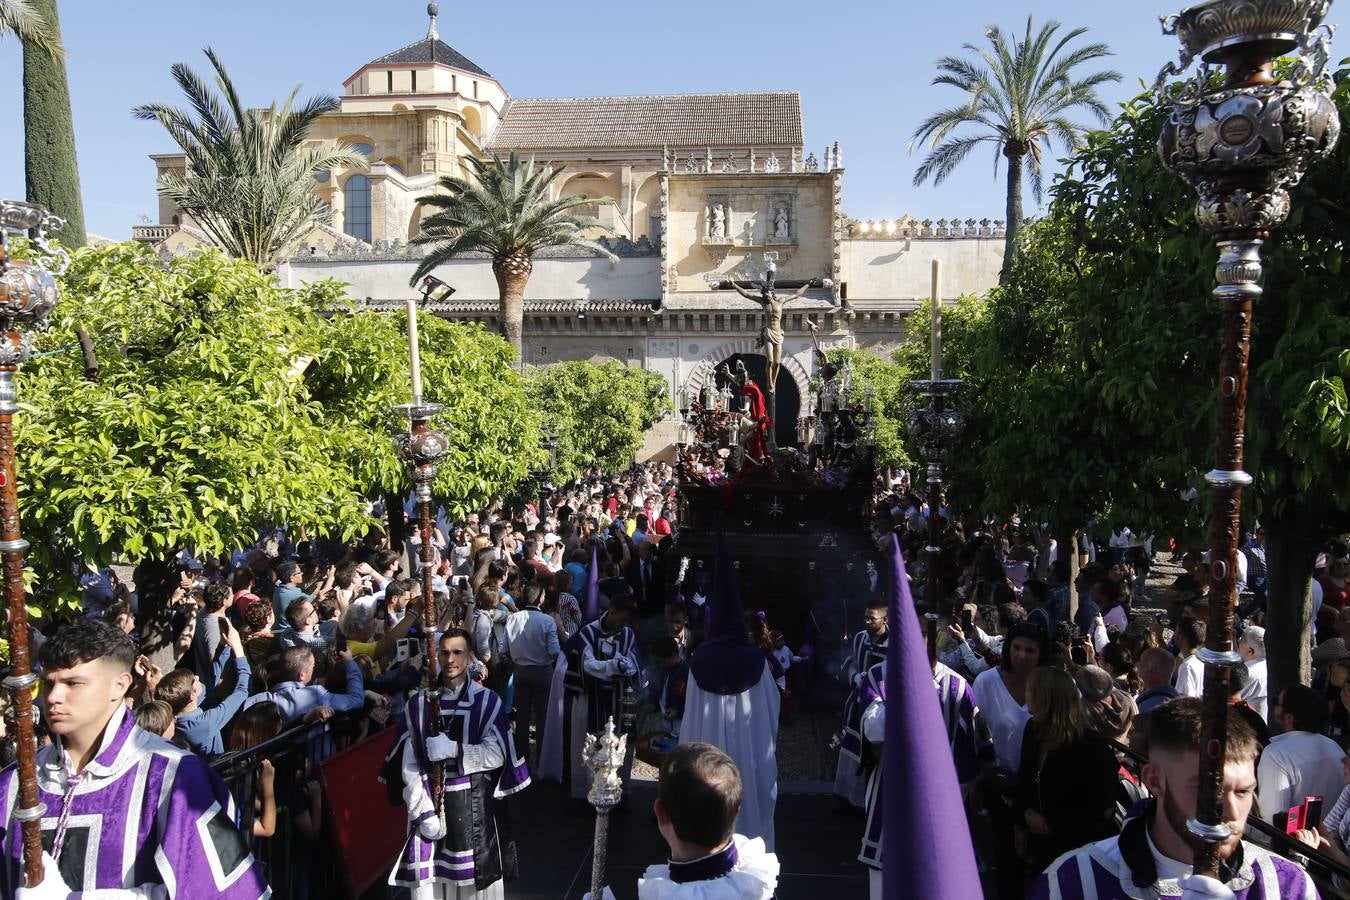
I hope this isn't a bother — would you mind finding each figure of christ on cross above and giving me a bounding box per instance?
[728,270,812,411]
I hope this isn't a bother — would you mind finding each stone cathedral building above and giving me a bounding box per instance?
[134,4,1006,451]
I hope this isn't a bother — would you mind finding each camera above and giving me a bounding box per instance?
[192,578,209,590]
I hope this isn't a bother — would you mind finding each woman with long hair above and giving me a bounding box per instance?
[1014,667,1120,878]
[226,701,283,838]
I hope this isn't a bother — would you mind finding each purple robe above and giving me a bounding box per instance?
[836,630,887,806]
[390,681,530,892]
[1029,804,1320,899]
[859,660,978,871]
[557,620,638,790]
[0,705,269,898]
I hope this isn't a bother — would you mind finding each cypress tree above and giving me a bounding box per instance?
[22,0,85,247]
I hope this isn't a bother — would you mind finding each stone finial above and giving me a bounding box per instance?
[427,2,439,40]
[706,147,713,172]
[832,141,842,170]
[662,144,670,171]
[748,148,756,172]
[804,152,819,173]
[764,152,781,174]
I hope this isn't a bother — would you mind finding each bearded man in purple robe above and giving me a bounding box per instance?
[0,619,269,899]
[1031,697,1318,900]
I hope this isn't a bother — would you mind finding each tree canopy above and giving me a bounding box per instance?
[524,360,670,483]
[412,151,615,355]
[16,243,537,610]
[911,17,1120,268]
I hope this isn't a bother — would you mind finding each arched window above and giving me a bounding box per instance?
[343,174,371,242]
[348,141,374,157]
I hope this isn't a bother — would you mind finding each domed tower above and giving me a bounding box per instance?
[303,3,508,242]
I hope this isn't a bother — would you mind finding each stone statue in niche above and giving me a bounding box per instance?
[709,203,726,238]
[774,206,790,238]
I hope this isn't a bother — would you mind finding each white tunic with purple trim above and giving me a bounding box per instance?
[389,680,530,899]
[0,704,270,898]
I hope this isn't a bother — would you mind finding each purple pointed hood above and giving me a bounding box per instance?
[583,544,601,621]
[687,532,766,695]
[883,534,981,896]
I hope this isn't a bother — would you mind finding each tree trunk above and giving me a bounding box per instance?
[493,251,533,365]
[1001,149,1024,279]
[22,0,86,248]
[1264,522,1319,701]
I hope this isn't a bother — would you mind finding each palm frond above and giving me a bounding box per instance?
[913,136,995,187]
[911,15,1119,208]
[409,151,617,287]
[0,0,62,58]
[135,49,353,270]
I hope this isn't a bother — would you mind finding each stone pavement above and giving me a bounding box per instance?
[502,779,870,899]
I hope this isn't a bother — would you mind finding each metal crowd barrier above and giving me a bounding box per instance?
[1108,738,1350,896]
[211,713,369,899]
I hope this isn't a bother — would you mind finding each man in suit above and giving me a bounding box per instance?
[627,540,664,614]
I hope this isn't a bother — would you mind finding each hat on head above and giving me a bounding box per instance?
[1076,665,1115,702]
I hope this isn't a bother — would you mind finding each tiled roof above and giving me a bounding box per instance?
[487,92,802,151]
[365,38,492,78]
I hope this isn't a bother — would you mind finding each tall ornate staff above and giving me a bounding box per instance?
[1156,0,1339,878]
[908,262,965,616]
[1,200,68,887]
[583,717,628,897]
[394,284,451,811]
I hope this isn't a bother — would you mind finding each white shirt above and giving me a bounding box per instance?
[1257,730,1346,824]
[1175,652,1205,698]
[972,667,1030,772]
[1240,658,1268,720]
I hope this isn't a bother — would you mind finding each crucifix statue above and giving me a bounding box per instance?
[728,264,811,440]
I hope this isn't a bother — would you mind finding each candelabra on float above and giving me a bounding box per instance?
[583,717,628,898]
[1156,0,1339,878]
[907,260,965,616]
[394,286,452,811]
[1,200,68,888]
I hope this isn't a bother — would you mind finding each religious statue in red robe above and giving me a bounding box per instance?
[720,361,771,461]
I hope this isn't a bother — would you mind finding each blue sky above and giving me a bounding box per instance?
[1,0,1345,239]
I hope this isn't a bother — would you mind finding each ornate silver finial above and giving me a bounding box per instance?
[427,2,440,40]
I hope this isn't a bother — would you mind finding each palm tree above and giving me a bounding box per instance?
[411,152,615,358]
[911,18,1120,273]
[133,48,366,271]
[1,0,62,58]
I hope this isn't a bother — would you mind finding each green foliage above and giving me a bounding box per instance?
[959,72,1350,542]
[15,243,539,611]
[911,16,1121,264]
[411,151,616,284]
[18,244,367,610]
[22,0,84,247]
[831,295,988,473]
[308,304,541,517]
[525,361,670,482]
[830,348,913,471]
[1,0,61,57]
[133,48,365,270]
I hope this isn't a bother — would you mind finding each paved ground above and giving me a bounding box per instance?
[503,780,870,899]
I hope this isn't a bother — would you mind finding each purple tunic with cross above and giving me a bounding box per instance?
[0,704,270,898]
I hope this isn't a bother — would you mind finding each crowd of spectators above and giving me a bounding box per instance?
[0,461,709,896]
[865,473,1350,896]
